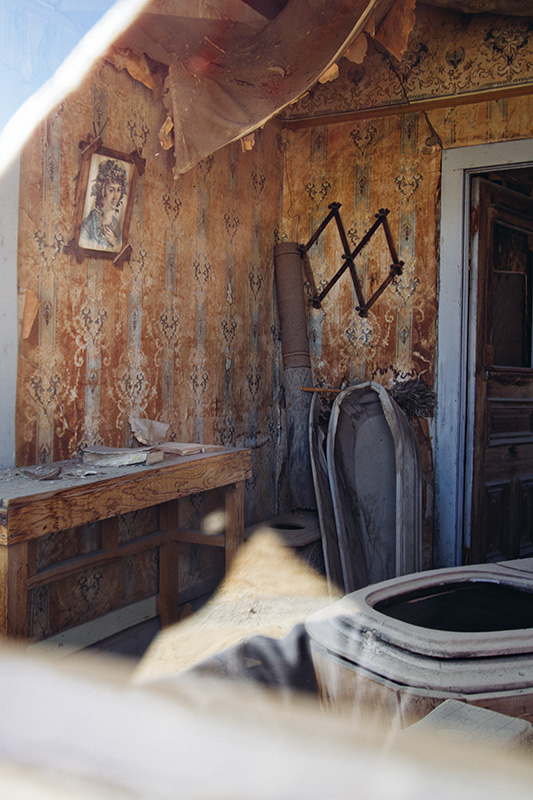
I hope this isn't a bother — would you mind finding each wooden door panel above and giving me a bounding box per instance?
[484,481,512,562]
[487,368,533,399]
[485,444,533,482]
[518,478,533,558]
[487,398,533,446]
[492,271,529,366]
[469,180,533,564]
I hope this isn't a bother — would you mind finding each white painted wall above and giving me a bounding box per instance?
[434,139,533,568]
[0,156,20,469]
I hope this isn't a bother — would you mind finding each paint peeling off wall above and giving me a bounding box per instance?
[281,6,533,121]
[16,61,285,529]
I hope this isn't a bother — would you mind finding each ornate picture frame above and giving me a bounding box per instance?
[67,137,145,267]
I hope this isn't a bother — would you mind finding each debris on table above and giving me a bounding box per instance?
[21,466,62,481]
[82,445,164,467]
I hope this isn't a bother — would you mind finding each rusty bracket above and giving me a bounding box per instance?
[302,203,404,318]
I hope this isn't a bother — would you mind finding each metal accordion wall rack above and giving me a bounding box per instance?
[300,202,404,317]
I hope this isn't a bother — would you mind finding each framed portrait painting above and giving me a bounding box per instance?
[69,140,143,266]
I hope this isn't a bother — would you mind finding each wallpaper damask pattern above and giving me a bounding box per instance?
[14,4,533,596]
[277,114,440,391]
[16,62,283,528]
[277,7,533,393]
[282,6,533,121]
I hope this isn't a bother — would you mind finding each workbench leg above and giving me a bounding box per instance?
[158,500,180,628]
[225,480,245,569]
[0,542,29,639]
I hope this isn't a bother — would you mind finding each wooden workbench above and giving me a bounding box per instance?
[0,447,252,643]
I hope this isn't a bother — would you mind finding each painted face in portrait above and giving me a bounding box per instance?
[102,181,123,214]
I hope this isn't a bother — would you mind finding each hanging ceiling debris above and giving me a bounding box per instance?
[115,0,399,175]
[111,0,531,176]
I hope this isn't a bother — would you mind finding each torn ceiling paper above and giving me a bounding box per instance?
[158,0,397,175]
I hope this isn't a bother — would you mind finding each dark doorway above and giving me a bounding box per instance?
[467,167,533,563]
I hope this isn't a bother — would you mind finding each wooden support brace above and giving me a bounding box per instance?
[113,243,133,269]
[130,147,146,176]
[158,500,180,627]
[224,481,245,568]
[0,542,29,639]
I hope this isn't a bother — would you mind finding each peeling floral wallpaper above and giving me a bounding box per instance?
[276,6,533,392]
[277,113,440,390]
[275,5,532,561]
[281,5,533,122]
[16,62,284,530]
[14,4,533,611]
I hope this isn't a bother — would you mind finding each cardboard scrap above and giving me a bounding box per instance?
[240,132,255,152]
[105,46,156,91]
[404,699,533,755]
[318,64,339,84]
[22,466,62,481]
[129,416,169,446]
[343,32,369,64]
[158,115,174,151]
[129,416,223,456]
[341,9,376,64]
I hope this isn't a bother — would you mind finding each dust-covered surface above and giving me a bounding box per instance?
[0,451,236,508]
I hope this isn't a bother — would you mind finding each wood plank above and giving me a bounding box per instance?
[282,84,533,129]
[0,542,29,638]
[27,539,38,579]
[28,597,158,657]
[102,516,119,552]
[171,530,225,547]
[27,531,170,589]
[0,449,251,506]
[28,574,224,656]
[158,501,180,627]
[158,541,180,627]
[0,548,7,636]
[224,481,245,568]
[38,533,166,587]
[2,449,252,545]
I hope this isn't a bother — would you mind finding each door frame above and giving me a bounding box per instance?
[434,138,533,568]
